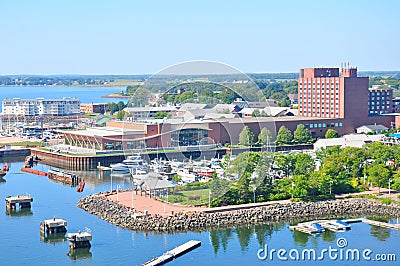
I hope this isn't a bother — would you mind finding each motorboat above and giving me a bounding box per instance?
[326,220,351,231]
[110,154,148,173]
[301,222,325,233]
[176,168,196,183]
[130,168,149,180]
[110,163,130,173]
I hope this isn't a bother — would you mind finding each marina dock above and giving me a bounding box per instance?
[142,240,201,266]
[5,195,33,210]
[290,217,400,234]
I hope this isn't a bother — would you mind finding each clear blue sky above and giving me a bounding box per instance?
[0,0,399,75]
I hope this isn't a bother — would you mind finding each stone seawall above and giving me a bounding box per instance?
[77,193,400,232]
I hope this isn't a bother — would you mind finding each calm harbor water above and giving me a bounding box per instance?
[0,159,399,265]
[0,86,126,112]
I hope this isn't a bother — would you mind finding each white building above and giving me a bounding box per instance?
[313,134,385,150]
[356,124,388,134]
[2,98,80,116]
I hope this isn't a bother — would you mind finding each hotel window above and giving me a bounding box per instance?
[339,123,343,127]
[335,123,339,127]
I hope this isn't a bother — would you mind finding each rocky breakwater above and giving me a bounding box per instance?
[77,193,400,232]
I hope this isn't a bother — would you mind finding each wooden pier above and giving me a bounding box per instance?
[142,240,201,266]
[361,218,400,230]
[47,169,81,185]
[67,231,92,249]
[5,195,33,210]
[289,224,322,235]
[40,218,67,235]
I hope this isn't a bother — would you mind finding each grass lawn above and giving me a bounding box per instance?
[0,141,45,147]
[178,188,210,200]
[167,188,210,206]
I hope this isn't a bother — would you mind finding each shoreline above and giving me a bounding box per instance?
[77,192,400,232]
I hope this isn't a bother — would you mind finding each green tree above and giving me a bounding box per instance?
[239,126,254,146]
[325,129,339,138]
[293,153,314,176]
[152,111,169,119]
[179,90,194,102]
[276,125,292,145]
[278,98,291,107]
[129,88,151,107]
[258,127,273,146]
[252,109,261,117]
[294,124,313,143]
[366,163,391,193]
[116,110,125,120]
[106,102,119,115]
[117,100,126,111]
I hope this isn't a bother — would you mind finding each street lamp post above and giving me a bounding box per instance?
[329,179,333,195]
[116,184,121,202]
[291,182,295,199]
[208,190,212,208]
[253,186,256,203]
[389,179,392,197]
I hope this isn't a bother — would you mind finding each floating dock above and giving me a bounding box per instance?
[142,240,201,266]
[40,218,67,235]
[21,168,47,176]
[289,223,322,234]
[67,231,92,249]
[5,195,33,210]
[290,218,400,234]
[361,218,400,230]
[47,169,81,185]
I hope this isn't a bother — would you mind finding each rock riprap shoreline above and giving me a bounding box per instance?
[77,192,400,232]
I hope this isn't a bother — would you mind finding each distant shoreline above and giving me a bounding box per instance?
[102,94,131,99]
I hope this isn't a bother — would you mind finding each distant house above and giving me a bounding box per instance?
[211,104,241,113]
[124,106,178,120]
[232,98,277,109]
[179,103,211,111]
[287,94,298,104]
[314,134,384,150]
[356,124,388,134]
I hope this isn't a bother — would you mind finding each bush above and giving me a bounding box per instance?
[381,198,392,205]
[167,195,186,203]
[268,192,290,201]
[188,195,200,201]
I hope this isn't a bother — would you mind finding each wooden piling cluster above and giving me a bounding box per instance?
[67,231,92,249]
[40,218,68,235]
[47,169,81,185]
[5,195,33,210]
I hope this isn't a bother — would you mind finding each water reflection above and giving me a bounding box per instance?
[321,229,336,243]
[40,233,67,244]
[67,248,92,261]
[6,208,33,216]
[209,223,286,254]
[370,225,390,242]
